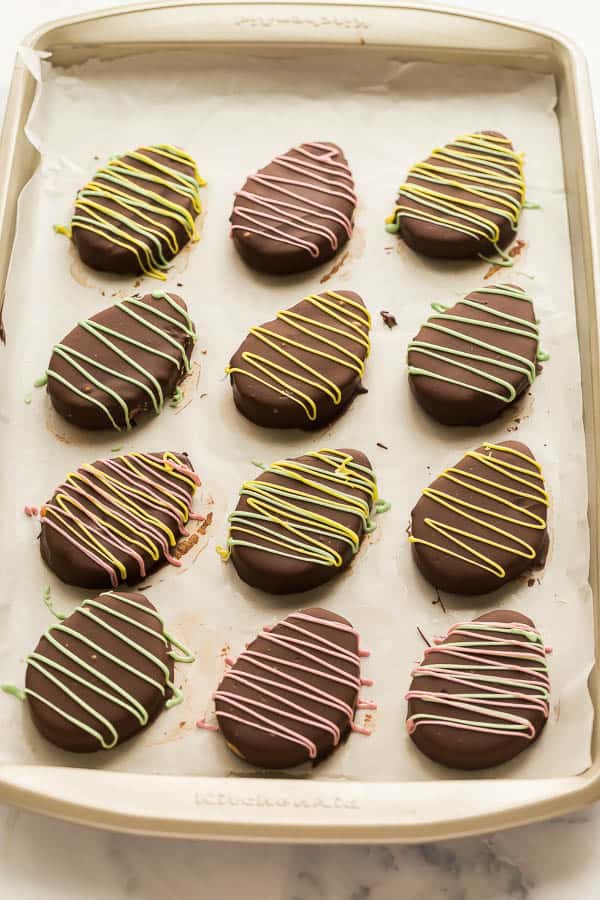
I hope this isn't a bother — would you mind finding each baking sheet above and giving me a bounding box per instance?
[0,47,593,781]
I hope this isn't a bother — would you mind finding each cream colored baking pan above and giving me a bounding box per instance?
[0,1,599,842]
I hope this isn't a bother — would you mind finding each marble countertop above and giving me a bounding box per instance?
[1,1,599,897]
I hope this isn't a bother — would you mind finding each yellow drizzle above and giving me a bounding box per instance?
[385,133,527,266]
[409,443,548,578]
[67,144,205,280]
[217,449,389,567]
[227,291,371,422]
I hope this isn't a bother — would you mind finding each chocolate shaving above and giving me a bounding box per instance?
[433,590,447,614]
[417,626,431,647]
[319,250,350,284]
[380,310,397,329]
[199,512,213,533]
[376,442,388,450]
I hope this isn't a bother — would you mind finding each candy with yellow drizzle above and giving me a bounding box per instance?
[39,451,202,589]
[1,590,195,753]
[57,144,205,279]
[218,448,389,594]
[227,290,371,429]
[410,441,549,595]
[385,131,533,267]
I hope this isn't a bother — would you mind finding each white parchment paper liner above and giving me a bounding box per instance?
[0,48,593,780]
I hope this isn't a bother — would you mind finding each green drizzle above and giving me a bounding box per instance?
[42,584,65,621]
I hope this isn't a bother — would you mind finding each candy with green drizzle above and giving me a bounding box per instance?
[407,284,548,426]
[1,590,195,753]
[45,291,197,431]
[406,609,550,770]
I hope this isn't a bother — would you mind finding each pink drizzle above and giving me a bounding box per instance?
[405,621,550,740]
[196,718,219,732]
[213,611,375,760]
[231,142,356,258]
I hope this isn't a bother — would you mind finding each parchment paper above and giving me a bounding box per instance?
[0,47,594,780]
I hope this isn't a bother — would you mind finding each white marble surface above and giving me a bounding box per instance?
[1,0,600,897]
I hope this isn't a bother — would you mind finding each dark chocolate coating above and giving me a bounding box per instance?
[229,448,375,594]
[408,284,540,426]
[394,131,522,260]
[40,451,196,589]
[230,142,356,275]
[410,441,548,595]
[229,289,369,429]
[71,147,199,276]
[407,609,549,770]
[26,591,174,753]
[215,607,362,768]
[47,292,195,430]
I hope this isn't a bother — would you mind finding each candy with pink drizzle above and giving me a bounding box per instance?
[230,142,357,275]
[39,450,202,589]
[406,609,550,770]
[209,607,375,768]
